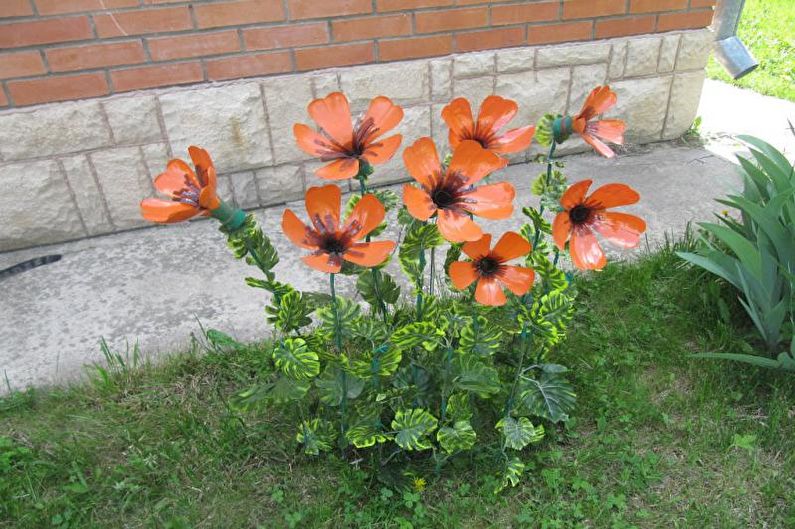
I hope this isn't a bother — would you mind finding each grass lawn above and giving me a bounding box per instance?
[706,0,795,102]
[2,244,794,528]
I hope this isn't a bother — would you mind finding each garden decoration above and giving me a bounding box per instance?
[139,85,646,492]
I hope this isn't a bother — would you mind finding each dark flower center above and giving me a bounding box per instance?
[320,236,346,255]
[476,257,500,277]
[431,187,456,208]
[569,205,592,225]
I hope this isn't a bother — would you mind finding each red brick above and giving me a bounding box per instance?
[243,23,328,50]
[595,15,655,38]
[376,0,451,11]
[35,0,137,15]
[148,30,240,61]
[47,41,146,72]
[206,50,292,80]
[295,42,373,71]
[0,16,92,48]
[0,0,34,18]
[456,26,525,52]
[94,7,192,37]
[0,51,45,80]
[492,2,559,25]
[333,14,411,42]
[8,72,108,106]
[379,34,453,61]
[416,7,488,33]
[0,89,8,107]
[563,0,625,19]
[194,0,284,29]
[527,20,592,45]
[289,0,371,20]
[629,0,687,13]
[657,9,714,31]
[111,62,203,92]
[690,0,717,7]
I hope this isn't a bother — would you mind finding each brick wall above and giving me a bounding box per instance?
[0,0,716,108]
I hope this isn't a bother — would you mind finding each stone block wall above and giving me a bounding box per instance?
[0,28,712,252]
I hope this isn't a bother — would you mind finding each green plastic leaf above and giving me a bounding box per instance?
[391,408,438,451]
[527,251,568,291]
[205,329,243,351]
[495,457,526,493]
[356,268,400,307]
[399,222,444,288]
[519,369,576,423]
[270,376,311,403]
[269,290,313,333]
[453,356,501,397]
[496,416,544,450]
[437,420,477,454]
[296,419,336,456]
[351,344,403,378]
[346,423,392,448]
[391,321,445,352]
[315,366,365,406]
[445,393,473,421]
[222,214,279,279]
[459,316,502,356]
[317,296,362,340]
[271,338,320,380]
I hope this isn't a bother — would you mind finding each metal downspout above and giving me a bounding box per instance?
[712,0,759,79]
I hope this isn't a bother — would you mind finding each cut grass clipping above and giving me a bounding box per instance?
[2,243,794,529]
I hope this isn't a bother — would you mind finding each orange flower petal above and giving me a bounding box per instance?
[474,277,507,306]
[586,183,640,209]
[198,166,219,209]
[403,184,437,221]
[459,182,515,219]
[462,233,492,259]
[552,211,572,250]
[363,96,403,138]
[579,86,617,121]
[140,198,200,223]
[154,159,197,197]
[343,241,395,267]
[491,231,531,262]
[403,136,442,189]
[449,261,479,290]
[308,92,354,147]
[448,140,507,186]
[188,146,214,184]
[477,95,518,135]
[362,134,402,165]
[581,132,616,158]
[305,184,341,233]
[344,194,386,241]
[592,212,646,248]
[282,208,317,249]
[437,208,483,243]
[561,179,592,210]
[570,227,607,270]
[489,125,535,154]
[294,123,335,157]
[316,158,360,180]
[303,253,342,273]
[497,265,535,296]
[441,98,475,150]
[589,119,625,144]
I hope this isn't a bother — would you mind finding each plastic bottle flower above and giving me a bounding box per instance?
[441,95,535,155]
[552,179,646,271]
[282,184,395,273]
[551,86,625,158]
[140,146,245,229]
[449,232,535,306]
[402,137,513,242]
[294,92,403,181]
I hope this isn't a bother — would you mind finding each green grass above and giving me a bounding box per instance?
[706,0,795,102]
[2,245,794,528]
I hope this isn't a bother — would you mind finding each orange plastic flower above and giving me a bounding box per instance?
[552,179,646,271]
[442,95,535,155]
[449,232,535,306]
[140,146,221,223]
[282,184,395,273]
[402,137,513,243]
[571,86,625,158]
[294,92,403,180]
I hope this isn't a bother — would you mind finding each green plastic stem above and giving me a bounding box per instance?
[356,165,389,324]
[552,115,573,144]
[210,200,246,231]
[330,273,348,452]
